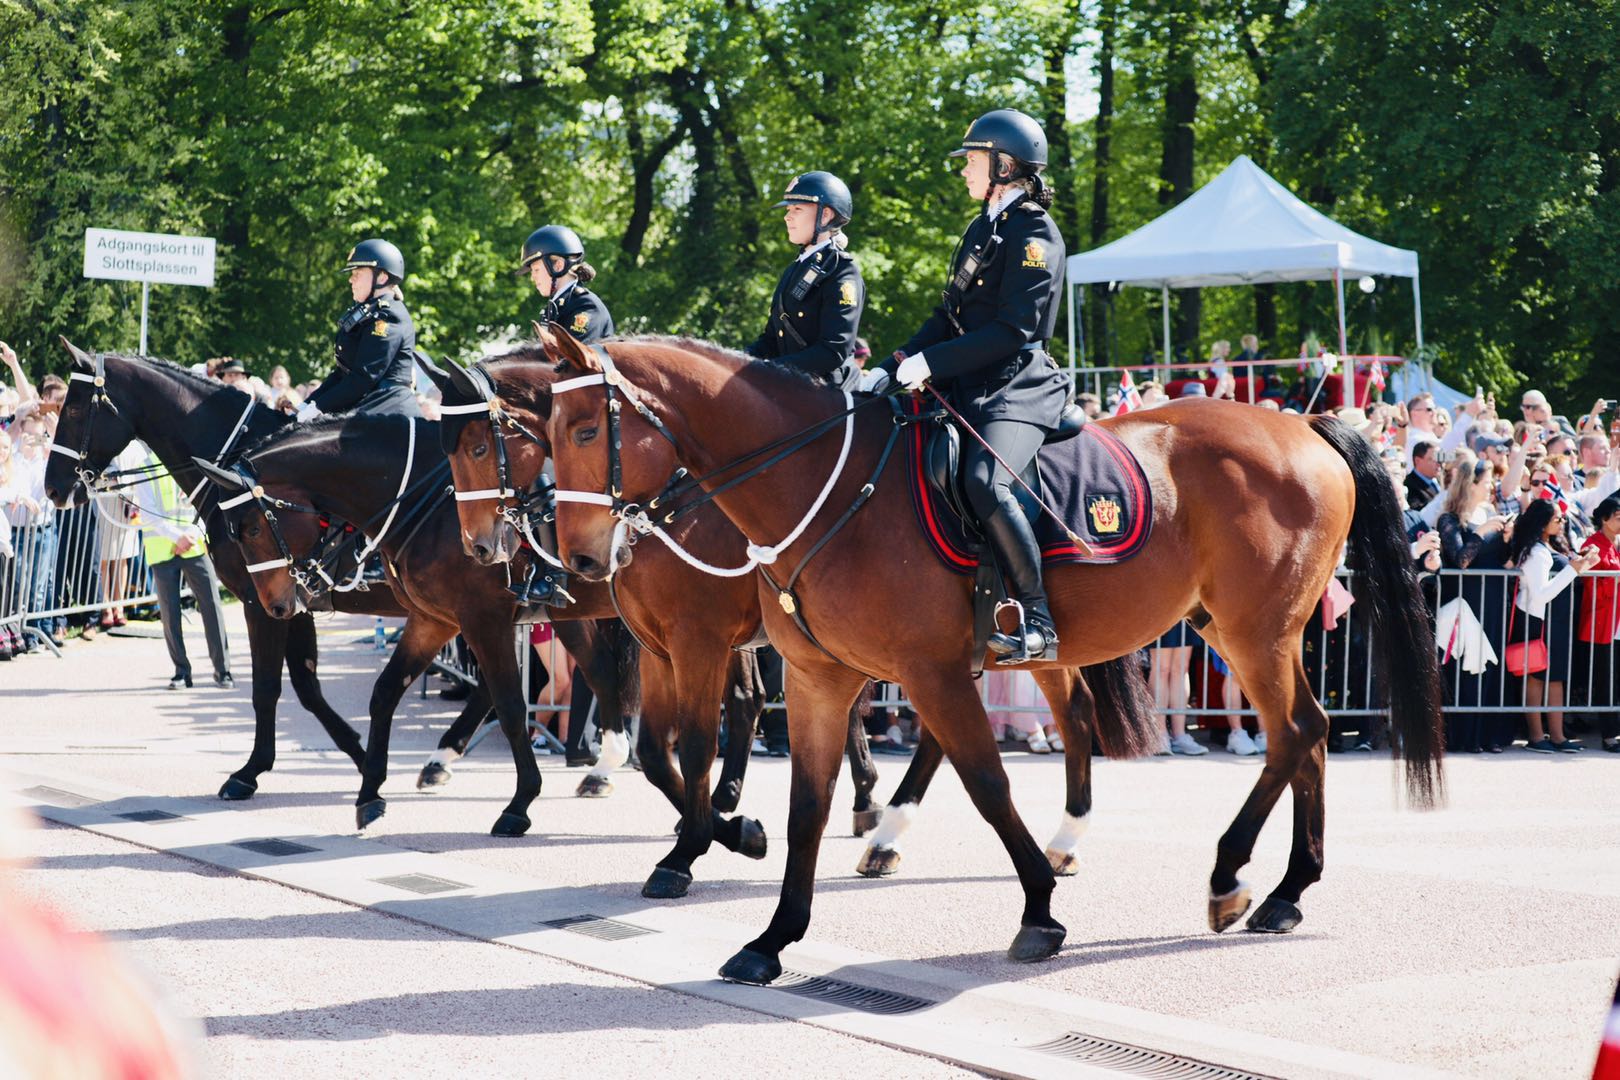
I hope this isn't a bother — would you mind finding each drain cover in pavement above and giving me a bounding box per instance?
[772,971,935,1016]
[542,914,657,941]
[233,838,320,857]
[23,785,100,808]
[1025,1033,1275,1079]
[116,809,186,823]
[374,873,469,895]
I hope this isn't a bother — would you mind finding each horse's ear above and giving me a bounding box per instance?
[537,324,598,374]
[59,337,94,371]
[531,320,546,341]
[190,456,249,492]
[443,357,487,402]
[414,349,454,396]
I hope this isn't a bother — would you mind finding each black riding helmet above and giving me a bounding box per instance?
[520,225,585,276]
[949,109,1048,183]
[771,172,852,245]
[342,238,406,281]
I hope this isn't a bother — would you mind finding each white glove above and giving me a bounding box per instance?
[857,368,891,394]
[896,351,932,390]
[295,401,321,422]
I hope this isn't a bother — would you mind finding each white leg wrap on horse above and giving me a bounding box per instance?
[1045,811,1090,856]
[866,801,918,851]
[425,747,462,769]
[590,728,630,777]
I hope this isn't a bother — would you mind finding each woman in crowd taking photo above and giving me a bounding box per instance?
[1507,498,1601,752]
[1574,495,1620,752]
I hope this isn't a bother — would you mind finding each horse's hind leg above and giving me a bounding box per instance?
[1204,633,1325,934]
[1247,662,1328,933]
[284,612,367,769]
[846,681,880,836]
[855,725,942,878]
[713,648,763,813]
[416,683,493,789]
[1032,668,1093,876]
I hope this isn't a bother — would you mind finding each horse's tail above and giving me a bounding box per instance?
[1081,654,1159,760]
[1309,415,1445,807]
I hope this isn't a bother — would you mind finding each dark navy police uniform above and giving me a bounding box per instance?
[306,295,423,418]
[747,243,865,391]
[545,283,614,345]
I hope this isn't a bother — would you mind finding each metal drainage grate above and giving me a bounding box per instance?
[23,785,100,808]
[233,838,320,857]
[1025,1033,1276,1080]
[542,914,657,942]
[116,809,186,823]
[373,873,469,895]
[772,970,935,1016]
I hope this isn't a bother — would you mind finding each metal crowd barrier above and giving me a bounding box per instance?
[1,498,163,658]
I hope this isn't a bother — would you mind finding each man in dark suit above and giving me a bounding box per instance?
[1405,441,1442,511]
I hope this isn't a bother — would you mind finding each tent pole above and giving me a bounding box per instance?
[1067,280,1078,375]
[1076,284,1086,370]
[1161,284,1171,368]
[1412,269,1428,390]
[1334,268,1349,408]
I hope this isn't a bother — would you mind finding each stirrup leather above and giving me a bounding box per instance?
[987,599,1059,665]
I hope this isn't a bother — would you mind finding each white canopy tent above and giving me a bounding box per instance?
[1064,155,1424,382]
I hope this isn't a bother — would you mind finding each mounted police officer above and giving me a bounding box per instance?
[522,226,614,344]
[746,171,864,391]
[863,109,1070,664]
[297,239,423,421]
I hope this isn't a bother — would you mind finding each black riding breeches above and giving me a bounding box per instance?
[963,419,1046,521]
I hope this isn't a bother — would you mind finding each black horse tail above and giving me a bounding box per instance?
[1310,415,1445,807]
[1081,653,1159,760]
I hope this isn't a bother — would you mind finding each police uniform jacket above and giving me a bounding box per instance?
[887,193,1069,429]
[307,294,423,418]
[745,245,864,391]
[546,283,614,345]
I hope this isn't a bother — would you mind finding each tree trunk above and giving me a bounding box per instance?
[621,107,686,263]
[1088,0,1116,366]
[1042,0,1079,249]
[1159,4,1200,359]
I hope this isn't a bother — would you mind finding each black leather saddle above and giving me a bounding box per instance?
[923,401,1087,537]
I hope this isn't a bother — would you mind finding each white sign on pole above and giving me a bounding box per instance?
[82,228,216,288]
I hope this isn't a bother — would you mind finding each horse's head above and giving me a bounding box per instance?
[45,339,138,506]
[421,351,553,565]
[540,331,691,582]
[193,456,322,619]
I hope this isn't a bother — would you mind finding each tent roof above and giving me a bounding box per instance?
[1066,155,1418,288]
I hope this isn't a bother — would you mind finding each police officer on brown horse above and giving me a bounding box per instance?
[746,172,864,391]
[863,109,1070,664]
[521,225,614,344]
[298,238,423,420]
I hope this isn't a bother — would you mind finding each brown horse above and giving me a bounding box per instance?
[539,332,1443,984]
[426,345,1160,894]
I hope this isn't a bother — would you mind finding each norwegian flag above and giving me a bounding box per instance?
[1369,359,1387,393]
[1537,479,1571,518]
[1593,972,1620,1080]
[1113,368,1143,416]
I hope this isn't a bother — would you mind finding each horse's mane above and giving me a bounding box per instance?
[241,412,354,457]
[608,334,829,391]
[110,352,255,401]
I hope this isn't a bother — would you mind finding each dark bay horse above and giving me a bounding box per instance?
[539,333,1443,984]
[41,343,633,816]
[432,342,1160,893]
[197,413,771,867]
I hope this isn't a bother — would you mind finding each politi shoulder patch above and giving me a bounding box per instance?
[371,319,389,337]
[839,281,857,307]
[572,311,590,334]
[1022,239,1048,269]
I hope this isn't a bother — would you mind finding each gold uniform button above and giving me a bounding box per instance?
[778,330,784,337]
[797,311,804,317]
[976,278,983,285]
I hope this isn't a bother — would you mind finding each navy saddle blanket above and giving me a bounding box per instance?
[902,403,1153,575]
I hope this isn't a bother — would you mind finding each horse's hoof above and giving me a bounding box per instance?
[575,774,613,798]
[855,846,901,878]
[852,808,881,837]
[1245,896,1303,934]
[641,866,693,899]
[218,776,257,801]
[491,812,531,837]
[1046,849,1080,876]
[712,779,742,815]
[416,762,451,789]
[718,948,782,985]
[356,799,386,831]
[1008,922,1066,963]
[735,817,768,860]
[1208,882,1252,933]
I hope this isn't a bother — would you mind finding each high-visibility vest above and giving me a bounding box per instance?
[140,473,207,565]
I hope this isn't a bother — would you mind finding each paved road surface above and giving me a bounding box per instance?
[2,606,1616,1078]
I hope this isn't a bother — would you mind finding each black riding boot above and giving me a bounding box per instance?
[982,502,1059,665]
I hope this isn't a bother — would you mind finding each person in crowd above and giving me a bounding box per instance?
[1,342,38,426]
[864,108,1070,664]
[82,440,148,641]
[130,448,233,690]
[1517,388,1562,445]
[1206,649,1263,755]
[1508,498,1601,751]
[297,239,423,421]
[268,364,293,397]
[12,414,59,649]
[745,171,864,390]
[1575,495,1620,752]
[1234,333,1261,364]
[852,337,873,370]
[1150,619,1205,755]
[0,429,35,660]
[521,225,614,345]
[1138,379,1167,407]
[1400,390,1480,468]
[984,668,1062,752]
[1405,441,1442,511]
[1076,391,1101,419]
[213,358,251,392]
